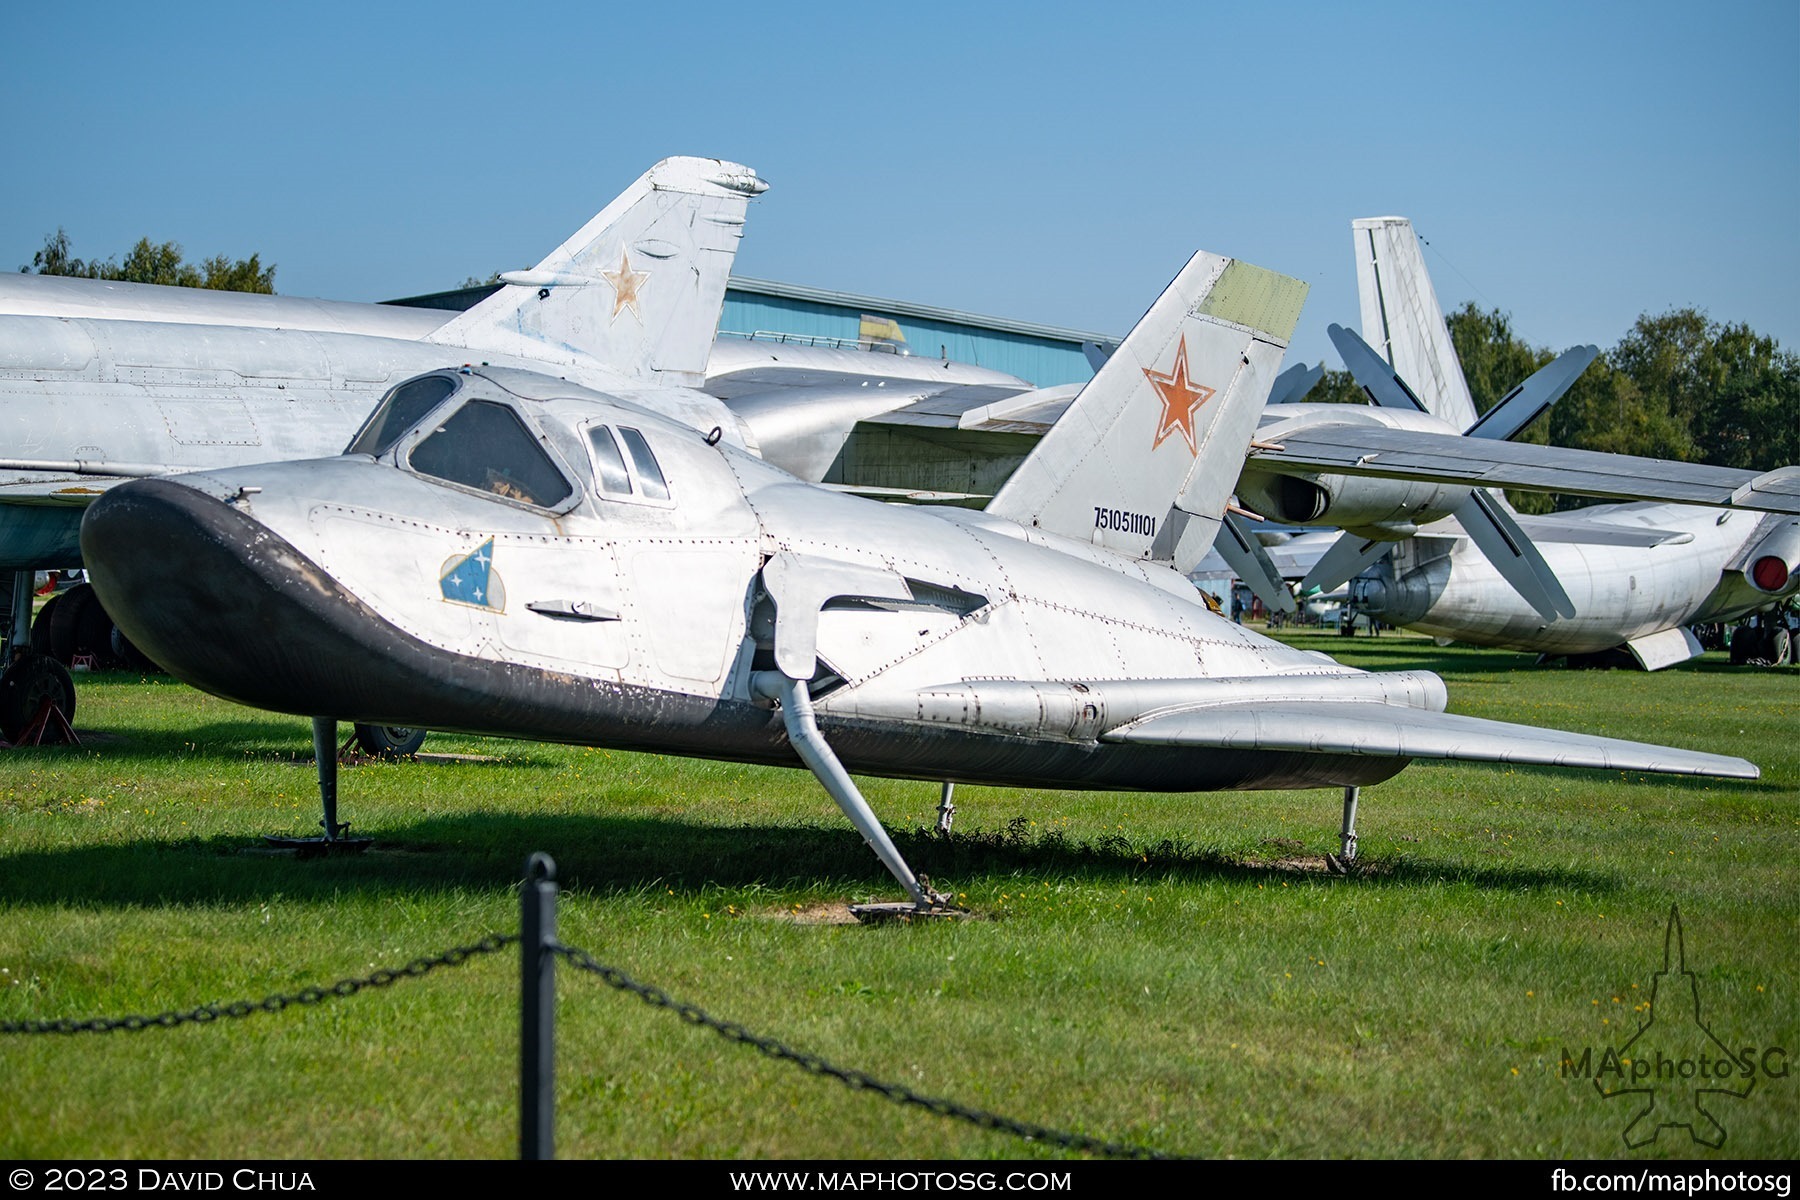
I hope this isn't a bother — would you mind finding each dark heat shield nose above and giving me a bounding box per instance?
[79,477,351,715]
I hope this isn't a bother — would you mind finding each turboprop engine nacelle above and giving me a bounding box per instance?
[1236,466,1470,533]
[1745,516,1800,594]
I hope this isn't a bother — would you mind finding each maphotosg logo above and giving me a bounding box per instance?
[1561,905,1788,1148]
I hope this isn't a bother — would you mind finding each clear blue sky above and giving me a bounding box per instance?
[2,0,1794,370]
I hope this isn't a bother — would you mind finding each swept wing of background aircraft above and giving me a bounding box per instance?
[1254,217,1800,668]
[78,247,1757,911]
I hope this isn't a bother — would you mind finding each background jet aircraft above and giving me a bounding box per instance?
[0,156,784,739]
[77,247,1756,911]
[1265,218,1800,669]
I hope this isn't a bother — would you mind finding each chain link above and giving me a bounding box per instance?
[1,934,517,1035]
[551,940,1172,1161]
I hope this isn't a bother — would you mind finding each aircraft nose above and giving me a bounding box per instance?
[80,477,352,714]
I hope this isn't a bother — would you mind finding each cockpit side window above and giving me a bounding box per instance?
[347,374,459,457]
[408,400,574,508]
[586,426,633,496]
[617,427,671,501]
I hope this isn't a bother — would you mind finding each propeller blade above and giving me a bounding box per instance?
[1453,491,1577,620]
[1300,531,1393,595]
[1327,323,1429,413]
[1216,513,1297,613]
[1463,345,1600,441]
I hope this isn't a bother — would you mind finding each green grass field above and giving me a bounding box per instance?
[2,630,1795,1159]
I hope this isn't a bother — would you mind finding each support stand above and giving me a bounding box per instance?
[263,716,373,855]
[935,781,956,835]
[6,697,80,747]
[1326,785,1360,875]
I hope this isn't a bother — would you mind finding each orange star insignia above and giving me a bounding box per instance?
[1144,335,1215,455]
[600,250,650,321]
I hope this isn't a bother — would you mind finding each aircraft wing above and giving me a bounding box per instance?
[1103,700,1758,778]
[1510,514,1692,547]
[0,472,143,506]
[866,384,1077,435]
[1260,533,1335,581]
[1249,424,1800,515]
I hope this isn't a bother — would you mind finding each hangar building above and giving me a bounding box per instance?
[388,276,1114,388]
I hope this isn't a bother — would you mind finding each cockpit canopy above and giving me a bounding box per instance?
[345,369,675,513]
[346,374,458,458]
[409,399,574,508]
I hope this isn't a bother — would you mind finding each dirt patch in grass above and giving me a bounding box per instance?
[760,902,861,925]
[1251,852,1392,878]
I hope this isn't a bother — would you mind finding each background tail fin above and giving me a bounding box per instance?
[427,156,766,386]
[1352,216,1477,428]
[986,252,1306,560]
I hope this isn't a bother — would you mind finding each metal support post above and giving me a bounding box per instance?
[936,781,956,835]
[520,852,557,1161]
[1339,786,1360,863]
[312,717,344,841]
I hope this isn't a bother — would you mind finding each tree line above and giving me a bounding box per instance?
[21,228,275,293]
[1309,302,1799,512]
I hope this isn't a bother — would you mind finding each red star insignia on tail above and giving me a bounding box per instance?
[600,251,650,321]
[1144,336,1214,455]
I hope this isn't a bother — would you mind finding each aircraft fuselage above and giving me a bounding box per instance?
[1356,502,1795,654]
[80,367,1418,794]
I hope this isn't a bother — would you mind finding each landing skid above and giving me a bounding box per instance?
[769,674,963,917]
[262,832,373,857]
[851,899,970,924]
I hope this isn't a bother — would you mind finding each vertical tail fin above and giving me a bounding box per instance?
[427,156,767,386]
[1352,216,1477,428]
[985,251,1306,560]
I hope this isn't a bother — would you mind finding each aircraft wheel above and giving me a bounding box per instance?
[1728,626,1754,665]
[352,724,427,758]
[0,654,77,742]
[42,583,120,667]
[72,586,123,669]
[46,585,90,664]
[109,624,162,674]
[1768,628,1791,668]
[31,591,72,662]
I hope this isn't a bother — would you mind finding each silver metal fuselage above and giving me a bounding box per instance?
[0,312,745,569]
[0,274,1029,570]
[1357,504,1786,654]
[80,370,1415,794]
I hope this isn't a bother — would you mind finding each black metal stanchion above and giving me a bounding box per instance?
[520,852,557,1160]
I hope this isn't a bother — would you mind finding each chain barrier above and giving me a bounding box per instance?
[1,919,1172,1159]
[551,939,1173,1161]
[0,934,517,1035]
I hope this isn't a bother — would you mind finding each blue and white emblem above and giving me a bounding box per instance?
[439,537,506,611]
